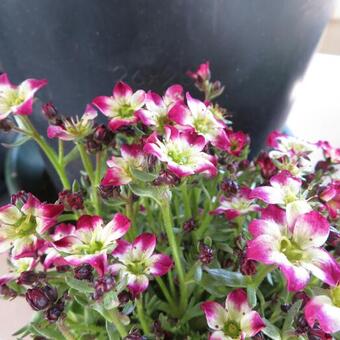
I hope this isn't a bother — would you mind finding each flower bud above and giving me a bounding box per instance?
[93,124,115,146]
[58,190,84,210]
[17,271,38,285]
[0,284,17,299]
[99,184,121,200]
[0,118,14,132]
[46,303,64,322]
[118,291,132,306]
[280,303,291,312]
[292,291,310,308]
[153,170,179,186]
[74,264,93,281]
[251,332,265,340]
[86,136,103,153]
[26,288,51,311]
[183,218,196,233]
[42,102,58,121]
[124,328,144,340]
[239,256,257,276]
[295,315,310,335]
[42,285,58,303]
[220,179,239,196]
[10,190,29,205]
[256,152,277,179]
[198,243,214,265]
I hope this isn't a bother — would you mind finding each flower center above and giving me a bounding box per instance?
[331,286,340,307]
[280,237,303,263]
[15,215,37,238]
[167,149,190,165]
[126,260,148,276]
[118,105,134,119]
[193,116,214,135]
[1,88,25,108]
[223,320,241,338]
[64,117,93,138]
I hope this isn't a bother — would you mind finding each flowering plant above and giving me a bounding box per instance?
[0,64,340,340]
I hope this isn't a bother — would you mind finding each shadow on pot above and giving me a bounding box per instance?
[4,139,58,201]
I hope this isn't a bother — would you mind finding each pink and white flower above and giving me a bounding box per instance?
[0,194,63,258]
[110,233,173,296]
[201,289,265,340]
[92,81,145,131]
[168,93,229,150]
[251,171,304,206]
[144,126,217,177]
[319,180,340,219]
[247,205,340,291]
[101,144,147,186]
[224,130,249,157]
[47,105,97,140]
[50,214,130,276]
[211,187,258,220]
[0,257,36,286]
[305,285,340,334]
[187,61,211,82]
[136,85,183,131]
[317,140,340,164]
[0,73,47,120]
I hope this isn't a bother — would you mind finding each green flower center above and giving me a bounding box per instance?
[331,286,340,307]
[118,105,134,119]
[280,237,304,263]
[64,117,93,138]
[126,260,148,276]
[16,215,37,238]
[2,88,25,107]
[74,240,106,255]
[223,320,241,338]
[193,116,214,134]
[167,149,190,165]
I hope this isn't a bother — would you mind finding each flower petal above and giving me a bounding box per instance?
[47,125,73,140]
[92,96,113,117]
[251,186,284,204]
[305,295,340,334]
[246,235,283,265]
[112,239,131,260]
[130,90,145,110]
[132,233,156,259]
[240,311,265,337]
[127,274,149,296]
[149,254,173,276]
[286,200,312,228]
[113,81,133,99]
[106,213,131,240]
[77,215,103,231]
[168,102,191,125]
[225,289,251,320]
[292,211,330,249]
[201,301,228,331]
[0,204,21,224]
[248,219,283,239]
[280,263,310,291]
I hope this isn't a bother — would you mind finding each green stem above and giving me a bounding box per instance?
[155,276,176,309]
[181,181,191,220]
[57,321,75,340]
[110,309,127,337]
[136,298,150,335]
[58,140,64,164]
[252,264,276,288]
[161,200,187,314]
[17,116,70,189]
[77,143,100,214]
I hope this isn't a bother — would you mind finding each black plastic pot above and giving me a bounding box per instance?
[0,0,335,197]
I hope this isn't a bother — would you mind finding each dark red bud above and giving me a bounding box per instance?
[26,288,51,311]
[0,118,14,132]
[220,178,239,196]
[17,271,38,285]
[183,218,196,233]
[153,170,180,186]
[198,243,214,265]
[292,291,310,309]
[98,184,121,200]
[74,264,93,281]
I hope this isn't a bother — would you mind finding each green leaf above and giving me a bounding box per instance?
[205,268,247,287]
[65,276,95,294]
[194,265,203,282]
[130,167,158,182]
[105,320,118,340]
[2,135,31,148]
[31,323,64,340]
[282,300,302,335]
[247,286,257,308]
[103,291,119,310]
[129,183,171,205]
[262,319,281,340]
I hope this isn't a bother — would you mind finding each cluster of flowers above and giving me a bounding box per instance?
[0,63,340,339]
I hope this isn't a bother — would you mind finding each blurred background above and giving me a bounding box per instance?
[0,1,340,338]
